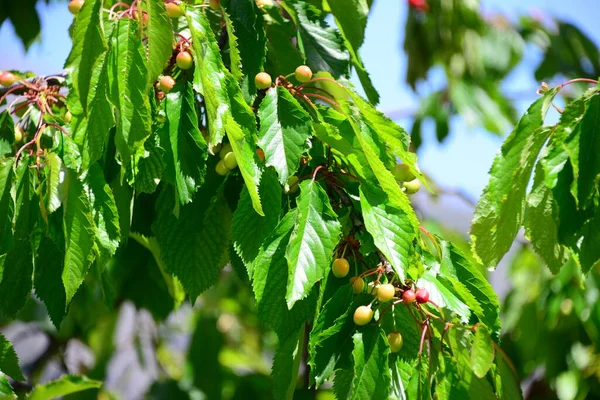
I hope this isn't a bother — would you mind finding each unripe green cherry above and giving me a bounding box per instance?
[332,258,350,278]
[295,65,312,83]
[216,160,229,176]
[209,0,220,10]
[0,72,16,86]
[158,76,176,92]
[13,126,23,143]
[286,175,299,194]
[223,152,238,169]
[392,163,415,182]
[255,72,272,89]
[166,2,185,18]
[255,0,274,7]
[403,179,421,195]
[64,111,72,123]
[219,143,233,159]
[68,0,84,14]
[176,51,194,70]
[377,283,395,303]
[350,277,365,294]
[353,305,373,326]
[387,332,403,353]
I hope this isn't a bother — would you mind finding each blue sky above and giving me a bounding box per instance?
[1,0,598,198]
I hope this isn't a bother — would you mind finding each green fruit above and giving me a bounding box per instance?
[209,0,220,10]
[295,65,313,83]
[286,175,299,194]
[387,332,403,353]
[353,305,373,326]
[392,164,415,182]
[64,111,72,123]
[216,160,229,176]
[220,143,233,159]
[166,2,185,18]
[158,76,176,92]
[176,51,193,70]
[377,283,395,303]
[68,0,84,14]
[332,258,350,278]
[14,126,23,143]
[223,152,238,169]
[255,72,272,89]
[350,277,365,294]
[403,179,421,194]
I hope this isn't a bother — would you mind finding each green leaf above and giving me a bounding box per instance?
[153,184,232,299]
[72,52,115,169]
[27,375,102,400]
[158,79,208,204]
[144,0,173,87]
[439,241,501,336]
[258,86,313,185]
[0,334,24,381]
[34,237,67,327]
[0,372,16,399]
[471,325,494,378]
[406,357,431,400]
[134,131,166,194]
[43,153,64,214]
[417,270,471,322]
[222,10,243,83]
[579,207,600,272]
[470,88,559,268]
[222,0,266,101]
[293,3,350,78]
[186,9,264,215]
[326,0,379,104]
[62,168,96,304]
[349,326,391,399]
[285,180,341,307]
[84,164,121,263]
[252,210,317,341]
[0,239,33,317]
[272,326,304,400]
[64,0,108,114]
[108,18,152,179]
[0,158,15,253]
[524,165,567,273]
[494,345,523,400]
[262,5,304,76]
[231,168,282,273]
[359,182,414,281]
[575,94,600,207]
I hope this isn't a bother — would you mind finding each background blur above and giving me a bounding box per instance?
[1,0,599,399]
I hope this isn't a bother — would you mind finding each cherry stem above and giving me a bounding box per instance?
[418,318,430,356]
[0,85,26,105]
[377,299,403,324]
[304,93,339,108]
[312,165,325,181]
[559,78,598,88]
[174,33,192,47]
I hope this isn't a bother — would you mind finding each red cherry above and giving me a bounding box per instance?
[402,289,416,304]
[408,0,428,12]
[415,288,429,304]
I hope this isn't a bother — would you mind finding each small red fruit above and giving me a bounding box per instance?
[332,258,350,278]
[255,72,272,90]
[176,51,194,70]
[402,289,416,304]
[350,277,365,294]
[68,0,84,14]
[295,65,312,83]
[353,305,373,326]
[387,332,403,353]
[408,0,428,12]
[0,72,16,86]
[165,2,185,18]
[158,76,176,92]
[415,288,429,304]
[256,148,265,162]
[377,283,395,303]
